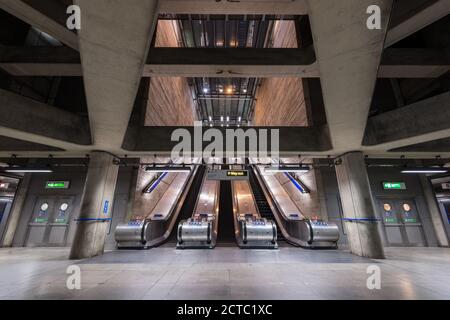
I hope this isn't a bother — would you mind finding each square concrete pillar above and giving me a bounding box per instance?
[69,152,119,259]
[335,152,385,258]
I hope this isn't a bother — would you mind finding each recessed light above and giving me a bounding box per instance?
[401,167,448,174]
[4,166,53,173]
[263,166,310,174]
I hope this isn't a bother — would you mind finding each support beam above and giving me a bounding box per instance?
[307,0,393,153]
[363,91,450,150]
[3,46,447,78]
[157,0,308,15]
[379,48,450,78]
[74,0,159,152]
[0,135,62,151]
[122,125,332,153]
[0,89,91,150]
[385,0,450,47]
[0,0,78,50]
[145,47,318,77]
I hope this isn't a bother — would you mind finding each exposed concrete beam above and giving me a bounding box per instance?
[3,46,447,78]
[145,47,318,77]
[0,135,63,151]
[389,137,450,153]
[123,125,332,153]
[0,88,91,150]
[157,0,308,15]
[379,48,450,78]
[147,47,316,66]
[363,91,450,150]
[74,0,159,152]
[307,0,393,153]
[385,0,450,47]
[0,0,78,50]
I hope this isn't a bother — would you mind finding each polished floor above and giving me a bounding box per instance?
[0,246,449,300]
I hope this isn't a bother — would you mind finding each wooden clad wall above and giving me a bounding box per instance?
[252,21,308,127]
[145,20,197,126]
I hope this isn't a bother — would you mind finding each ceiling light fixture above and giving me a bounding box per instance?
[401,167,448,174]
[263,165,310,174]
[145,166,191,173]
[4,166,53,173]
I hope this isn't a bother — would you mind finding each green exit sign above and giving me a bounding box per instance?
[46,181,70,189]
[383,182,406,190]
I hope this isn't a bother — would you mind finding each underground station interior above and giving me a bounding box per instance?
[0,0,449,304]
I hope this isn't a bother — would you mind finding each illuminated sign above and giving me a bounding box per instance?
[0,183,9,189]
[45,181,70,189]
[227,170,248,177]
[207,170,249,181]
[382,182,406,190]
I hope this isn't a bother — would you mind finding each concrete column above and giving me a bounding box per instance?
[313,160,329,221]
[69,152,119,259]
[335,152,385,259]
[124,165,139,222]
[419,175,449,247]
[1,173,31,247]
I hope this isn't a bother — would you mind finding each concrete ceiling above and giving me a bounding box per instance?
[0,0,449,159]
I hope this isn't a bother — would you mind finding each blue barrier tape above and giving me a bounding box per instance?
[74,218,112,222]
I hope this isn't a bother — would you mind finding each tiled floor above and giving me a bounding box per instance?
[0,246,449,300]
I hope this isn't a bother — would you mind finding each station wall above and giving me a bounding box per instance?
[5,160,442,249]
[11,166,135,250]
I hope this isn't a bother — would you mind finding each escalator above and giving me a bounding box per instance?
[248,167,286,243]
[252,164,340,248]
[167,165,207,243]
[216,180,235,245]
[115,165,204,248]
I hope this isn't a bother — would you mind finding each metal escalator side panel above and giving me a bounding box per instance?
[114,222,147,248]
[272,221,278,243]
